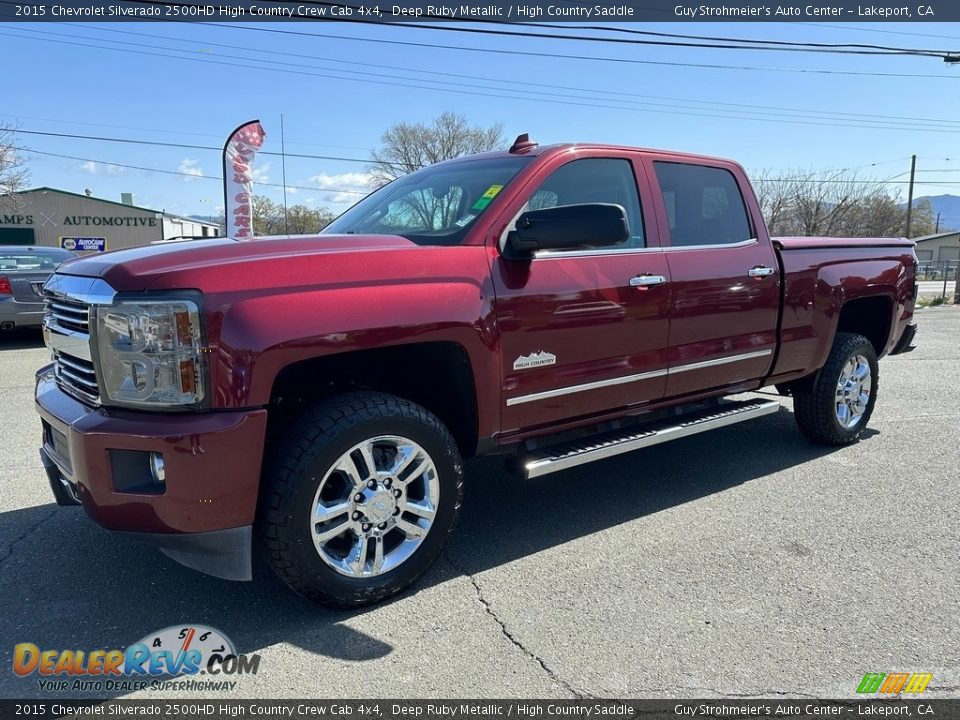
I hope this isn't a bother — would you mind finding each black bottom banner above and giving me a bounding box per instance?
[1,699,955,720]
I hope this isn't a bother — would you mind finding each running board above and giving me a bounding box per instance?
[519,399,781,479]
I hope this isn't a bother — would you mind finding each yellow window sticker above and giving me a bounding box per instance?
[471,184,504,211]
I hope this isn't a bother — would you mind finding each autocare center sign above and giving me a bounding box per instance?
[60,236,106,252]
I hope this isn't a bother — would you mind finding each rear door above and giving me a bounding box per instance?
[644,158,780,398]
[491,151,671,436]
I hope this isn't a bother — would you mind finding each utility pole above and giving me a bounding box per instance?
[935,213,940,233]
[281,114,289,235]
[904,154,917,238]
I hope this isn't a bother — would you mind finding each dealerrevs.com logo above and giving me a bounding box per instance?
[13,625,261,692]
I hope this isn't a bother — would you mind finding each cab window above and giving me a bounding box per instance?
[521,158,645,249]
[653,162,752,247]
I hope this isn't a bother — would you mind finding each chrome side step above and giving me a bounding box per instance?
[520,399,781,479]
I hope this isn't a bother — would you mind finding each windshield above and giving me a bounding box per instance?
[323,156,531,245]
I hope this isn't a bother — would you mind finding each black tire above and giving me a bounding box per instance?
[792,332,879,446]
[257,391,463,607]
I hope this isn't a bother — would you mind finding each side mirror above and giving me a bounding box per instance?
[504,203,629,259]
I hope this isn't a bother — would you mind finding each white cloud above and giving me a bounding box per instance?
[178,158,204,182]
[308,171,372,191]
[307,172,373,207]
[79,161,125,176]
[251,162,271,184]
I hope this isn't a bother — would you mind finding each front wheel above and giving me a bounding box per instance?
[258,392,463,607]
[792,332,879,446]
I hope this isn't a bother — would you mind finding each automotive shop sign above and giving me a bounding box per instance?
[60,237,106,252]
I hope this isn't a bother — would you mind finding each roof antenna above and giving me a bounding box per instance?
[509,133,538,154]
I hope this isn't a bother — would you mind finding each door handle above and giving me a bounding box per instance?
[630,274,667,287]
[748,266,775,278]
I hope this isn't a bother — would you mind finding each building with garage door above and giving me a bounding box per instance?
[913,230,960,264]
[0,187,220,252]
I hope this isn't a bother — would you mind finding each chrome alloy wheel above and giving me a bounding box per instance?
[309,435,440,578]
[835,354,872,430]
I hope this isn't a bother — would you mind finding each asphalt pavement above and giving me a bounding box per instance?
[1,307,958,700]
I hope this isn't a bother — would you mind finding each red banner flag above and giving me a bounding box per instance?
[222,120,266,239]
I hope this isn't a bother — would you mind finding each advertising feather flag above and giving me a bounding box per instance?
[222,120,267,239]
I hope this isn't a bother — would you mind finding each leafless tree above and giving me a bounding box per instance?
[0,125,29,210]
[752,168,935,238]
[368,112,505,188]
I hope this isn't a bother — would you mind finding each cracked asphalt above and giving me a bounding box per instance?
[1,307,958,700]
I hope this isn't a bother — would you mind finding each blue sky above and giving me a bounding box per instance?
[1,20,959,217]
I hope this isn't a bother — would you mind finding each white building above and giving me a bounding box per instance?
[0,187,221,252]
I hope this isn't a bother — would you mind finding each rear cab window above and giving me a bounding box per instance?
[653,162,753,247]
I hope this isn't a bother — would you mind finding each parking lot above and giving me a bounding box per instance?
[1,307,958,700]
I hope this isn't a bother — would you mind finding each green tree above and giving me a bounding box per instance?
[286,204,337,234]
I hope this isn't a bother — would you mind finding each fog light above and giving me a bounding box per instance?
[149,452,165,484]
[109,450,166,495]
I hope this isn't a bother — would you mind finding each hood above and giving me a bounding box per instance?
[56,234,418,291]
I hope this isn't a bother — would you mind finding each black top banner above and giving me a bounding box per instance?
[2,0,960,22]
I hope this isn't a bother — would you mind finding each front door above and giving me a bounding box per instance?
[645,158,780,398]
[492,154,671,437]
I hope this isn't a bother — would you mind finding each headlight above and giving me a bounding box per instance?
[94,297,206,409]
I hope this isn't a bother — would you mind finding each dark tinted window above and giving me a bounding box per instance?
[524,158,645,248]
[653,162,752,247]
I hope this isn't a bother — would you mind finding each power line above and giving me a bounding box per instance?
[797,22,960,42]
[0,112,370,151]
[119,0,957,59]
[5,28,960,136]
[9,127,398,167]
[0,10,933,82]
[15,147,372,196]
[16,142,960,188]
[200,21,960,79]
[71,24,960,129]
[751,177,960,185]
[417,14,955,54]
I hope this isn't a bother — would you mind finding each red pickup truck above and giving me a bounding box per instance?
[36,137,918,606]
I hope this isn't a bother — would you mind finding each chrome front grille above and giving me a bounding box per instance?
[52,350,99,403]
[47,299,90,334]
[41,275,115,406]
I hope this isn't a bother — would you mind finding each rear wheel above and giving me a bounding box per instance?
[792,332,878,446]
[258,391,463,606]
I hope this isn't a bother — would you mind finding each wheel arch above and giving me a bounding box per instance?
[835,295,893,357]
[266,341,481,458]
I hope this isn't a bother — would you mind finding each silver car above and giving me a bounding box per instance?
[0,246,77,330]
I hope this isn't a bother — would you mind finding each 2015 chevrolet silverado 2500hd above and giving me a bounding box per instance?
[35,137,918,606]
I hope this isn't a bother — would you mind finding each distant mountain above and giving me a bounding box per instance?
[912,194,960,233]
